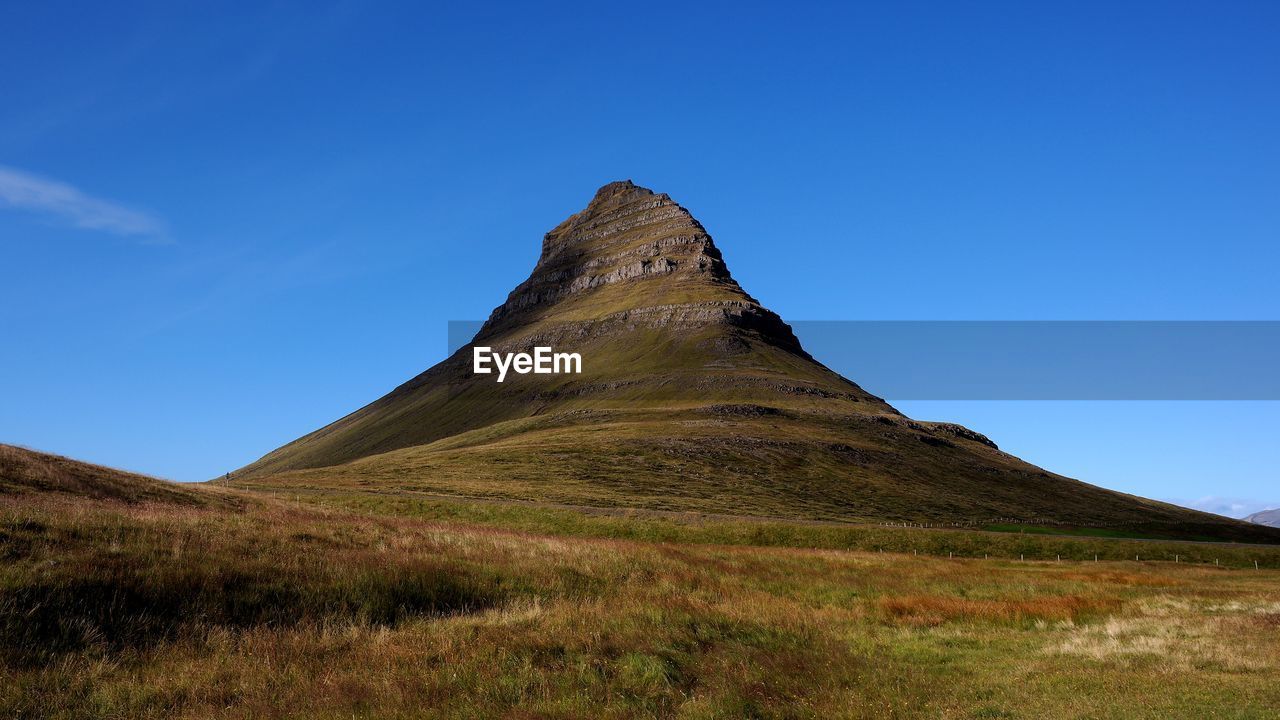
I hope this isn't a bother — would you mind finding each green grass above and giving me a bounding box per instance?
[230,409,1280,544]
[239,487,1280,570]
[980,523,1222,542]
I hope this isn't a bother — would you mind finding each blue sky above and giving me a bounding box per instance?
[1,2,1277,515]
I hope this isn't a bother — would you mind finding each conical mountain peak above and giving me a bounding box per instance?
[234,180,858,477]
[485,181,764,337]
[228,180,1280,548]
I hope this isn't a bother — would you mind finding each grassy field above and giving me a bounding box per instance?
[235,486,1280,570]
[4,469,1280,718]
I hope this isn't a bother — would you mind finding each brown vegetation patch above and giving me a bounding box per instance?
[1249,612,1280,629]
[878,594,1118,627]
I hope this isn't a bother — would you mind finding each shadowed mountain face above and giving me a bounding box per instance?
[230,182,1277,542]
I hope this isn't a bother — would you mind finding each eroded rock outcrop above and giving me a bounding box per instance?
[479,181,802,355]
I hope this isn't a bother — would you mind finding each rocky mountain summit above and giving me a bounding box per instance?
[479,180,808,357]
[228,181,1278,542]
[486,182,735,319]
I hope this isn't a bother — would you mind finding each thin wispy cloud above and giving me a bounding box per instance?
[0,164,167,240]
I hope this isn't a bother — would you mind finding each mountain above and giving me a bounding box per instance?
[1246,509,1280,528]
[228,181,1277,542]
[1,443,223,507]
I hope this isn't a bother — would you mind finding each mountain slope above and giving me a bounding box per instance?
[1,444,223,507]
[228,181,1279,543]
[1247,509,1280,528]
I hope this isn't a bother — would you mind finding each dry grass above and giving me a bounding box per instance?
[1053,596,1280,672]
[2,468,1279,717]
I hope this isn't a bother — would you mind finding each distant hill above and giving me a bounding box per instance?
[1246,508,1280,528]
[228,181,1279,543]
[1,444,224,507]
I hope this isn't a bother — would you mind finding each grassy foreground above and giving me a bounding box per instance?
[4,485,1280,718]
